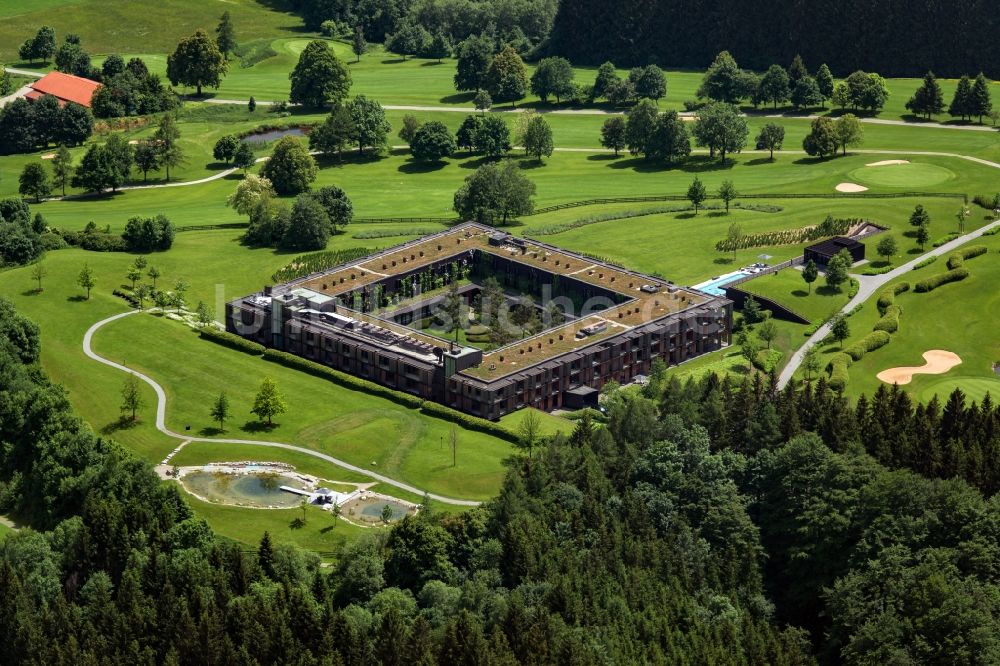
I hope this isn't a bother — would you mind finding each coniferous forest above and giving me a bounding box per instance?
[3,297,1000,663]
[547,0,997,77]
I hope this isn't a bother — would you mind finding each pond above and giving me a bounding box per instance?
[343,496,416,524]
[180,471,308,508]
[240,127,306,144]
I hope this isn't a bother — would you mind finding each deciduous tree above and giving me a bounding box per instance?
[755,122,785,160]
[692,102,748,161]
[251,377,287,425]
[876,235,897,265]
[77,262,96,299]
[759,64,791,108]
[347,95,391,155]
[19,164,51,203]
[453,34,493,93]
[410,121,456,162]
[260,137,317,194]
[687,177,707,214]
[833,114,864,155]
[167,30,228,96]
[120,374,144,422]
[530,57,575,103]
[210,392,230,430]
[600,116,627,156]
[802,116,838,158]
[453,160,535,225]
[522,115,553,162]
[485,46,527,106]
[289,40,351,108]
[802,259,818,293]
[718,180,738,213]
[309,104,355,160]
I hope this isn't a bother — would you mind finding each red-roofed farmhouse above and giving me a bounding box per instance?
[26,71,101,108]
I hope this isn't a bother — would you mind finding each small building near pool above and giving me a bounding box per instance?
[804,236,865,266]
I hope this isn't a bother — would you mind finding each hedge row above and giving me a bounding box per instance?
[200,328,266,355]
[932,232,961,248]
[261,349,424,409]
[914,267,970,293]
[982,226,1000,236]
[861,265,893,276]
[877,282,910,313]
[418,401,518,443]
[873,305,902,333]
[843,330,892,362]
[913,256,938,270]
[847,278,860,299]
[259,349,520,441]
[828,353,852,392]
[946,245,988,269]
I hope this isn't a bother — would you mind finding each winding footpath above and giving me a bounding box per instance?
[83,310,481,507]
[777,217,1000,389]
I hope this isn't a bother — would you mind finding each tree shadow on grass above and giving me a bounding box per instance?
[907,247,924,255]
[67,295,88,302]
[458,155,502,170]
[714,257,734,265]
[21,289,42,297]
[745,157,776,166]
[398,159,448,174]
[421,61,446,67]
[586,153,621,162]
[290,518,306,529]
[517,159,546,170]
[102,416,139,435]
[199,426,224,437]
[815,285,842,297]
[706,211,728,218]
[380,58,407,65]
[606,157,671,173]
[682,157,737,173]
[241,421,279,434]
[320,525,336,534]
[792,289,809,297]
[439,92,474,105]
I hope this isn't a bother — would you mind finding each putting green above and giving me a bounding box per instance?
[915,376,1000,404]
[849,162,956,188]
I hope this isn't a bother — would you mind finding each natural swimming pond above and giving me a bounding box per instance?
[181,471,308,508]
[240,127,306,144]
[343,496,415,524]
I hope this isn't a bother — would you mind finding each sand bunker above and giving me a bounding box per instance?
[40,153,55,160]
[836,182,869,193]
[877,350,962,385]
[865,159,910,167]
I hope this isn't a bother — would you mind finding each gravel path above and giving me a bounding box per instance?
[83,310,482,506]
[777,218,1000,389]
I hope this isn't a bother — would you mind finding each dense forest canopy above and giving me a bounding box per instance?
[4,296,1000,663]
[547,0,999,77]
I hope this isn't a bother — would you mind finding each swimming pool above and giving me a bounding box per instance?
[691,272,746,296]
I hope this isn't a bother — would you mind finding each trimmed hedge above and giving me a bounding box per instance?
[877,282,909,313]
[913,256,938,270]
[946,245,988,269]
[861,265,893,276]
[843,330,891,362]
[200,328,266,355]
[261,349,424,409]
[982,226,1000,236]
[847,278,860,299]
[873,305,902,333]
[418,401,519,443]
[914,267,970,293]
[932,232,961,248]
[828,352,852,392]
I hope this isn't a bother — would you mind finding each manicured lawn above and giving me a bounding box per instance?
[742,267,851,323]
[182,492,371,559]
[89,312,529,501]
[0,0,305,63]
[823,235,1000,402]
[848,162,957,189]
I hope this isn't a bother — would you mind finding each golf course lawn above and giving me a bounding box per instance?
[849,162,957,188]
[824,234,1000,401]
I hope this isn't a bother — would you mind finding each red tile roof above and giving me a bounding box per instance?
[29,71,101,108]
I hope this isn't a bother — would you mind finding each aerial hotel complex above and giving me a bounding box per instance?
[227,223,732,419]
